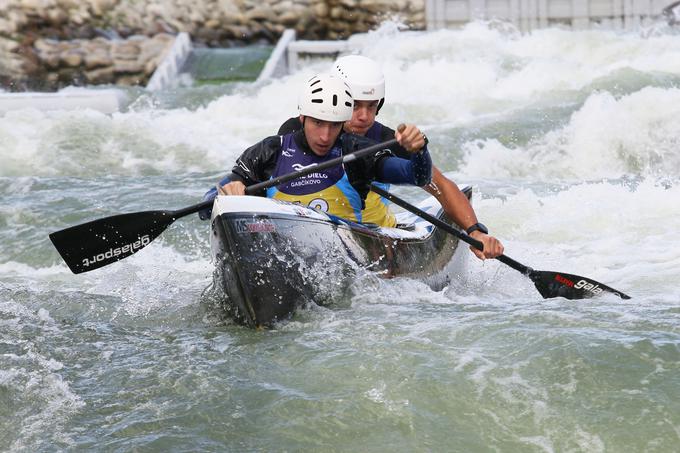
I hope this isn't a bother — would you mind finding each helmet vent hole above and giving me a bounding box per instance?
[311,88,322,94]
[311,99,323,104]
[332,95,338,106]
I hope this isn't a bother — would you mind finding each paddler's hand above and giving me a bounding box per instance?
[219,180,247,196]
[395,123,427,153]
[469,231,504,260]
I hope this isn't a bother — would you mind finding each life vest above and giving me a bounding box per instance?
[361,123,396,227]
[266,134,363,222]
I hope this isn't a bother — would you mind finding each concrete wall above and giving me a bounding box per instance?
[426,0,672,31]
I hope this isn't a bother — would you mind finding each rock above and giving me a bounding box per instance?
[223,24,251,40]
[0,18,16,35]
[115,74,143,85]
[62,50,83,67]
[220,11,247,25]
[85,65,115,83]
[329,6,345,19]
[265,23,285,35]
[357,0,386,14]
[0,36,20,53]
[111,40,140,60]
[138,38,171,64]
[47,8,68,25]
[314,2,329,18]
[279,11,300,26]
[20,0,45,11]
[189,11,205,25]
[0,50,26,78]
[90,0,116,16]
[42,52,61,68]
[245,6,275,22]
[34,38,59,53]
[85,50,112,68]
[113,58,143,73]
[144,58,158,75]
[272,1,294,14]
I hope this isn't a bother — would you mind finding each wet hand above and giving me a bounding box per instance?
[469,231,504,260]
[218,181,246,196]
[395,123,427,153]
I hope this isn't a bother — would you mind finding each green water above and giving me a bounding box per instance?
[183,46,273,84]
[2,23,680,452]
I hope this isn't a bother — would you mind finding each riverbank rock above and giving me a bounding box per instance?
[0,0,425,90]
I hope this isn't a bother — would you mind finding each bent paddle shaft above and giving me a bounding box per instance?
[370,184,631,300]
[50,138,398,274]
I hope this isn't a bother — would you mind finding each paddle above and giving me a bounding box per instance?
[49,138,398,274]
[370,184,631,300]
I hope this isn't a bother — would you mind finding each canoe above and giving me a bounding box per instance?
[209,187,472,327]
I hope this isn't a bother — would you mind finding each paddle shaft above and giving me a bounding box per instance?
[172,139,398,220]
[370,184,533,275]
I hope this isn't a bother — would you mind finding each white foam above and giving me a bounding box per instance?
[3,23,680,178]
[460,87,680,180]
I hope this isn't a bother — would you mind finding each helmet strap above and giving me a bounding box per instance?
[376,98,385,115]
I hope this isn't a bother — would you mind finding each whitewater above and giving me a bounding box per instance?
[1,22,679,451]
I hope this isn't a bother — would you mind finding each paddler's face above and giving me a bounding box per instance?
[344,100,380,136]
[301,116,344,156]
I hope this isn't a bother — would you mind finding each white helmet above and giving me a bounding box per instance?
[297,74,353,122]
[333,55,385,110]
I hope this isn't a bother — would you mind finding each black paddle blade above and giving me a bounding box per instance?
[49,210,175,274]
[529,270,631,300]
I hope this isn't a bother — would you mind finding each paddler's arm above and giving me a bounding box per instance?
[229,136,281,189]
[425,166,504,260]
[376,148,432,186]
[198,173,237,220]
[197,136,280,220]
[376,123,432,186]
[386,123,504,259]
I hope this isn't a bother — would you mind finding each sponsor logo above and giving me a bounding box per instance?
[554,274,575,287]
[292,162,318,171]
[291,179,320,187]
[81,235,150,268]
[237,159,251,174]
[362,88,375,95]
[235,219,276,234]
[574,279,604,296]
[282,149,294,157]
[308,198,329,212]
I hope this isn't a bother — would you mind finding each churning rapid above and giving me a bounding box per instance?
[2,21,680,451]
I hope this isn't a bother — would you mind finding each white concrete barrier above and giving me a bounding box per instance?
[286,39,351,73]
[146,32,192,91]
[257,29,297,82]
[0,88,128,115]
